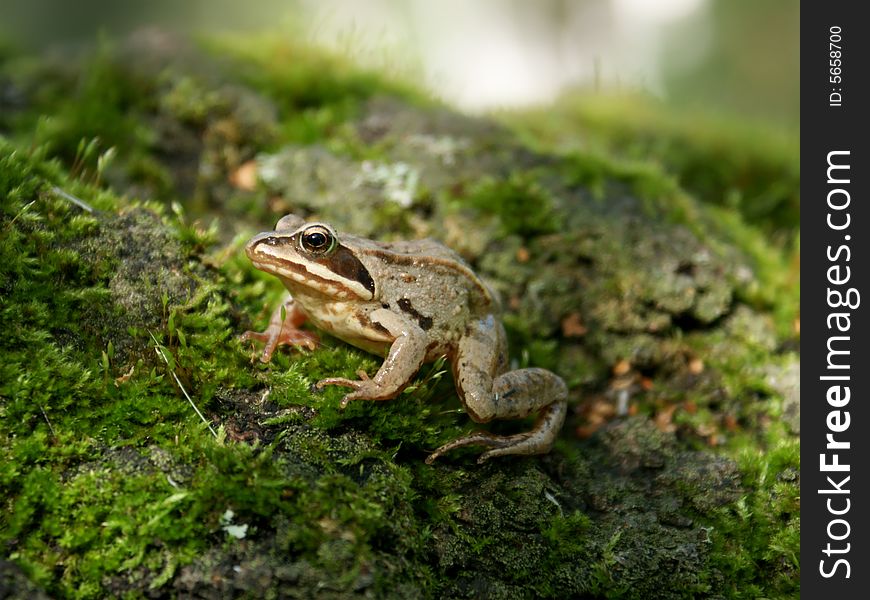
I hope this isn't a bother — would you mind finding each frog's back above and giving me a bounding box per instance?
[374,238,465,263]
[345,235,495,329]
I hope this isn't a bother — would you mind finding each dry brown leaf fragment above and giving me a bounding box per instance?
[229,160,258,190]
[612,359,631,376]
[654,404,678,433]
[561,312,588,337]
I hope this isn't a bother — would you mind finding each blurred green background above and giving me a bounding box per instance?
[1,0,799,126]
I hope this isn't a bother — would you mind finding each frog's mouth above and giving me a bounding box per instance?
[246,232,375,301]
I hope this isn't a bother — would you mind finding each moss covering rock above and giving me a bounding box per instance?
[0,31,798,599]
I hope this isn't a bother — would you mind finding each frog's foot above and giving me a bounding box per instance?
[241,296,317,362]
[317,312,429,409]
[241,326,318,362]
[316,371,387,408]
[425,400,567,464]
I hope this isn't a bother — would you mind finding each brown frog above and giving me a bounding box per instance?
[242,215,567,463]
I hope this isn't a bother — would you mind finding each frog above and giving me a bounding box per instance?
[241,214,568,464]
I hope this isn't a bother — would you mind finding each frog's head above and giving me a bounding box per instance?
[246,215,375,301]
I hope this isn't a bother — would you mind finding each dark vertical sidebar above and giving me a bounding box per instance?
[802,1,869,597]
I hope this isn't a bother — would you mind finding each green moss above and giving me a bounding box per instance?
[0,142,264,597]
[504,92,799,234]
[22,45,153,178]
[200,32,426,147]
[0,149,116,440]
[700,429,800,598]
[462,172,559,237]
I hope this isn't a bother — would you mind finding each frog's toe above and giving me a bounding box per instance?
[241,326,318,362]
[425,432,502,464]
[240,329,273,351]
[316,377,360,390]
[240,330,277,363]
[315,377,371,408]
[240,330,268,343]
[339,393,360,409]
[270,329,319,352]
[426,422,561,464]
[476,439,534,463]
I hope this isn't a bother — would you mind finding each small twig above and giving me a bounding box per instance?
[436,407,465,416]
[544,490,564,517]
[52,186,95,213]
[38,404,57,437]
[149,330,218,438]
[8,201,36,228]
[616,388,630,416]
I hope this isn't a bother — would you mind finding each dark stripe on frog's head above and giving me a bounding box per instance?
[246,230,372,300]
[317,244,376,296]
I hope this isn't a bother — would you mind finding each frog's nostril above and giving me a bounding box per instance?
[246,234,273,257]
[247,234,287,254]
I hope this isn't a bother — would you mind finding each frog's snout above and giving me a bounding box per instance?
[245,232,268,259]
[246,232,293,259]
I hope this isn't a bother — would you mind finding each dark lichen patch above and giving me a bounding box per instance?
[506,94,800,339]
[570,419,741,598]
[426,464,594,598]
[0,559,52,600]
[171,542,369,599]
[414,418,745,599]
[65,206,210,365]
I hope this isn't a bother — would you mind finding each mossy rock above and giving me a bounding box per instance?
[0,32,798,599]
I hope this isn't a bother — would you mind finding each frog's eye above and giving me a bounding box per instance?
[300,225,336,255]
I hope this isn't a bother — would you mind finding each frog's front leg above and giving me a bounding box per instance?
[241,294,319,362]
[426,317,568,464]
[317,308,428,408]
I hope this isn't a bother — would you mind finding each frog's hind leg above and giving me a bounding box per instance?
[426,319,568,464]
[425,387,567,464]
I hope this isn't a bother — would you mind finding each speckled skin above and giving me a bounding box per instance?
[242,215,567,463]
